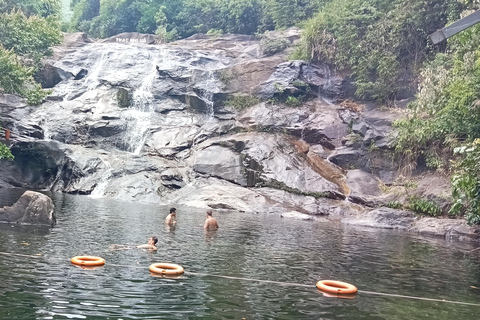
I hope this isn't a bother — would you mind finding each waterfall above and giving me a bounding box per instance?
[122,61,156,154]
[90,160,113,198]
[84,49,110,90]
[198,70,216,120]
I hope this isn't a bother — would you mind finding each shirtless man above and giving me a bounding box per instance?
[165,207,177,226]
[204,210,219,230]
[137,236,158,250]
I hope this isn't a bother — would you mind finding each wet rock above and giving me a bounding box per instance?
[161,169,186,189]
[198,133,345,197]
[328,147,365,169]
[193,145,247,186]
[88,120,126,137]
[343,207,417,229]
[410,218,480,243]
[346,169,382,206]
[280,211,314,220]
[413,174,453,214]
[0,191,56,226]
[4,141,82,191]
[257,60,347,100]
[144,126,200,158]
[34,61,63,88]
[237,99,348,148]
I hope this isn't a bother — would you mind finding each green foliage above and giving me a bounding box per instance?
[68,0,327,39]
[0,9,59,104]
[450,139,480,225]
[284,95,302,107]
[0,46,50,104]
[385,201,402,209]
[408,195,441,217]
[0,0,60,17]
[0,10,62,64]
[224,95,261,110]
[259,31,289,56]
[263,0,327,29]
[68,0,99,33]
[0,142,14,161]
[295,0,462,102]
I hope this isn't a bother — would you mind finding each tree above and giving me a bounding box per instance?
[0,10,63,64]
[0,0,60,17]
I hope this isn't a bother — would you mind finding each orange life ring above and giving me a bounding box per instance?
[316,280,357,295]
[149,263,184,276]
[71,256,106,267]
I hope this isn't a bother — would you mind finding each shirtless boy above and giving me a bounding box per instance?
[204,210,219,230]
[165,207,177,226]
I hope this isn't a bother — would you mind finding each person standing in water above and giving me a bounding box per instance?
[165,207,177,226]
[204,210,219,230]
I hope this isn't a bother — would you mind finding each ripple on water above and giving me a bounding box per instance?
[1,192,480,319]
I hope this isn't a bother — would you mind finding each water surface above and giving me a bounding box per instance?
[1,190,480,319]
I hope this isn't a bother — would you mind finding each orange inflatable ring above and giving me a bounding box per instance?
[71,256,106,267]
[316,280,357,295]
[149,263,184,276]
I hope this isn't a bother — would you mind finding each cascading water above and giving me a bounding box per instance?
[90,160,113,198]
[85,49,110,90]
[122,61,157,154]
[197,70,216,120]
[121,48,176,154]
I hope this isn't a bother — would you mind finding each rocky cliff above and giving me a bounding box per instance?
[1,31,479,242]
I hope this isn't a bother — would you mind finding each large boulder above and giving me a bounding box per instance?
[0,191,56,226]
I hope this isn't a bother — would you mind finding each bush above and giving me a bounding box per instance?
[0,45,50,104]
[0,142,14,161]
[450,139,480,225]
[0,10,62,64]
[260,33,290,56]
[408,195,441,216]
[294,0,461,102]
[224,95,261,110]
[284,95,302,107]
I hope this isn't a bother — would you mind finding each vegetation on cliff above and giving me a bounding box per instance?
[293,0,461,102]
[395,3,480,224]
[0,0,63,159]
[0,2,62,104]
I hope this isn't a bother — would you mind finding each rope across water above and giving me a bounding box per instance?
[2,251,480,307]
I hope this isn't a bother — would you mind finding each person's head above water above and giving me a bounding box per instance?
[170,207,176,214]
[148,236,158,245]
[206,210,213,216]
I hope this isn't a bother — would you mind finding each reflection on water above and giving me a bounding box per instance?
[0,190,480,319]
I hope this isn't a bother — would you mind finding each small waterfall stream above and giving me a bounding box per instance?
[197,70,216,120]
[122,59,157,154]
[90,160,113,198]
[121,48,175,154]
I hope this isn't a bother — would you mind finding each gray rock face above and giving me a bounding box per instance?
[193,145,247,186]
[343,207,417,230]
[347,169,382,206]
[257,60,347,100]
[410,218,480,243]
[0,191,56,226]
